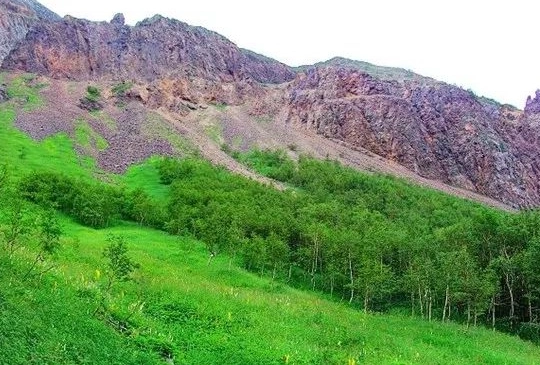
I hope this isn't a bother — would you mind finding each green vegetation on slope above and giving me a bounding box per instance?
[6,73,45,111]
[75,119,109,151]
[21,220,540,364]
[0,106,95,178]
[1,73,540,364]
[0,254,161,365]
[122,156,170,202]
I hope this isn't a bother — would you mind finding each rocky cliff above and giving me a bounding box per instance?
[2,13,295,105]
[286,65,540,208]
[0,0,59,63]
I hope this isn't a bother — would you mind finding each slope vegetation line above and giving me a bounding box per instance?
[319,134,515,212]
[156,108,286,190]
[167,100,515,212]
[286,124,515,211]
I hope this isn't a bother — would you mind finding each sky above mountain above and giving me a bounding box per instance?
[38,0,539,108]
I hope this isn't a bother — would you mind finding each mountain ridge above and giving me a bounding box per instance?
[2,0,540,209]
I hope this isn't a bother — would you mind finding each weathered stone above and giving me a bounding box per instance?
[2,14,295,104]
[0,84,8,102]
[0,0,59,64]
[525,90,540,115]
[286,64,540,208]
[111,13,125,27]
[78,97,103,111]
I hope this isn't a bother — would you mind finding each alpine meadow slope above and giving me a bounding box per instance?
[2,1,540,364]
[1,86,540,364]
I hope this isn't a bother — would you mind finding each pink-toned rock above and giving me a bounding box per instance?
[525,90,540,115]
[286,65,540,208]
[2,14,294,104]
[4,2,540,208]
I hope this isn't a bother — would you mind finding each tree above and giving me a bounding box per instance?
[1,199,33,258]
[102,234,139,292]
[265,233,289,280]
[23,211,61,279]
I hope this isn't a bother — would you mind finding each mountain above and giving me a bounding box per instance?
[5,2,540,363]
[1,0,540,209]
[2,13,294,106]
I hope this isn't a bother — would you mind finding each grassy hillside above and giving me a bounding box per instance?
[3,218,539,364]
[1,73,540,364]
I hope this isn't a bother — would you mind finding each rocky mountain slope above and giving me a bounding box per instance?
[1,0,539,209]
[3,13,294,107]
[286,64,540,208]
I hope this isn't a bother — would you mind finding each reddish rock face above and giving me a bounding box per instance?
[287,66,540,208]
[525,90,540,115]
[2,13,295,104]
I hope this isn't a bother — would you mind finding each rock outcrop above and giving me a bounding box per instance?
[286,65,540,208]
[525,90,540,115]
[2,13,295,105]
[0,0,59,63]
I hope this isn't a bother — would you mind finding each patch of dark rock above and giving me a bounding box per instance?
[0,84,8,102]
[78,97,103,111]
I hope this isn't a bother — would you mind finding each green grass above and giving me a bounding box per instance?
[0,254,161,365]
[6,74,45,111]
[143,113,195,154]
[1,72,540,364]
[90,110,117,130]
[74,119,109,151]
[111,81,133,97]
[122,156,170,201]
[35,218,540,365]
[203,123,223,144]
[85,86,101,103]
[212,102,228,111]
[0,106,94,179]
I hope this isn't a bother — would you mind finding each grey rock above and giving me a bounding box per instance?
[0,84,8,102]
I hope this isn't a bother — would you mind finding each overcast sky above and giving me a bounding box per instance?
[38,0,539,108]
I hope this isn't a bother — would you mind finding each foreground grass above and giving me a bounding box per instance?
[4,216,540,364]
[0,252,161,365]
[48,220,540,364]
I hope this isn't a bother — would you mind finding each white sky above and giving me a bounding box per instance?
[38,0,540,108]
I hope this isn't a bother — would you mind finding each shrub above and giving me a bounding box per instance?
[86,86,101,102]
[111,82,133,97]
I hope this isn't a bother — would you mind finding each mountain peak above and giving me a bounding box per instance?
[297,56,428,83]
[2,13,295,84]
[0,0,59,62]
[111,13,125,27]
[525,90,540,115]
